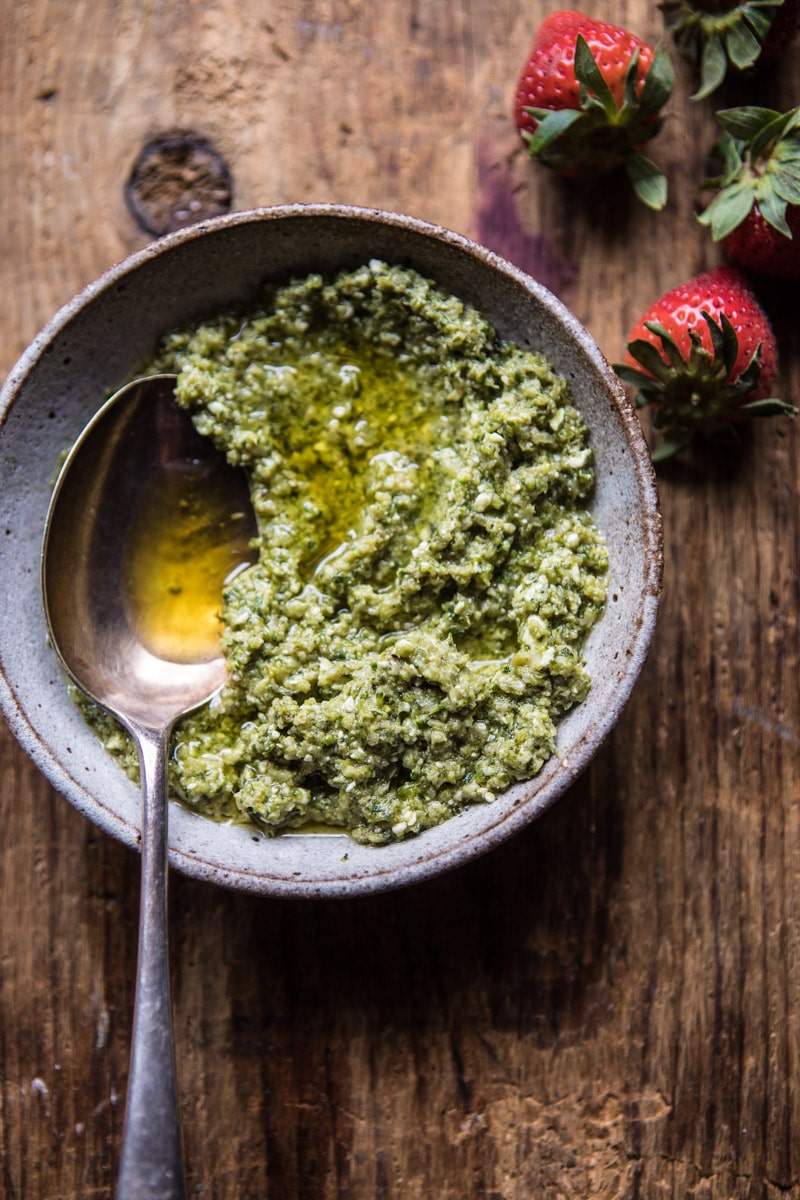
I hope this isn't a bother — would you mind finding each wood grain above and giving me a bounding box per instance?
[2,2,799,1197]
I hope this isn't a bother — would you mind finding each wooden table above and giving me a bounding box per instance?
[2,3,799,1197]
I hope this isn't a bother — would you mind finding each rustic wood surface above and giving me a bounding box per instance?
[2,2,799,1197]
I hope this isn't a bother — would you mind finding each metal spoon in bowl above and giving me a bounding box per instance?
[41,374,258,1199]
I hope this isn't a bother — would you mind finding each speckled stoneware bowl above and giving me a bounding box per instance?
[0,204,662,898]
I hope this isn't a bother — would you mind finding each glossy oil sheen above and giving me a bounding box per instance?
[124,458,256,664]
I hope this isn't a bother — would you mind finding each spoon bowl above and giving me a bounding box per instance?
[42,373,256,729]
[41,373,258,1200]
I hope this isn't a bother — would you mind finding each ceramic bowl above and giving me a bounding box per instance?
[0,204,662,897]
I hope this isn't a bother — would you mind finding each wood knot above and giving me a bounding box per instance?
[125,131,233,237]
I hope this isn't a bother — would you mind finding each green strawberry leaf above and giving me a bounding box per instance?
[776,122,800,143]
[622,50,641,115]
[642,320,686,371]
[574,34,617,117]
[626,333,675,381]
[700,311,725,370]
[771,162,800,205]
[639,43,675,114]
[717,106,781,140]
[700,104,800,241]
[684,328,717,377]
[723,21,762,69]
[720,315,743,377]
[614,363,648,384]
[524,108,583,156]
[694,33,727,100]
[755,107,800,150]
[737,397,798,417]
[751,110,795,160]
[742,3,779,42]
[775,140,800,167]
[700,312,738,376]
[756,186,791,235]
[613,364,664,395]
[711,130,747,182]
[626,152,668,211]
[772,134,800,169]
[699,181,756,239]
[733,345,765,391]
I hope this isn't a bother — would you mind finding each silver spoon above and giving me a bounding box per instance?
[41,374,257,1199]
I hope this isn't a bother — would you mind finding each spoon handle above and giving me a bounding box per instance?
[116,727,186,1200]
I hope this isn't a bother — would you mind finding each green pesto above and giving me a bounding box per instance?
[88,261,608,845]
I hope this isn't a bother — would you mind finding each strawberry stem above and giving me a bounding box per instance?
[615,305,796,459]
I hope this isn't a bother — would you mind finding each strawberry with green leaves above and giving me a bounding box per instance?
[659,0,800,100]
[514,10,675,210]
[699,106,800,279]
[616,267,795,460]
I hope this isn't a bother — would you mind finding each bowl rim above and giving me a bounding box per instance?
[0,203,663,897]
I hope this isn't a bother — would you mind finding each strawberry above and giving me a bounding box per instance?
[659,0,800,99]
[615,267,795,460]
[698,106,800,279]
[513,11,675,210]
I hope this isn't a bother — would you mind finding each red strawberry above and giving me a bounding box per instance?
[616,267,795,460]
[722,203,800,279]
[514,11,656,115]
[659,0,800,99]
[699,106,800,280]
[513,10,674,210]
